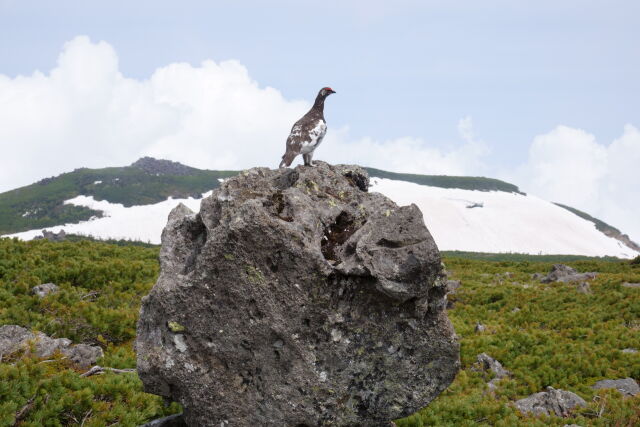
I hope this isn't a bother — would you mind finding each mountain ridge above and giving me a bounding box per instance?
[1,157,637,256]
[0,158,523,235]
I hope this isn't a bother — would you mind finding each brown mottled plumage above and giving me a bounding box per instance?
[279,87,336,168]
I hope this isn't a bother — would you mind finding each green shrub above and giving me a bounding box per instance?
[1,238,638,425]
[397,256,640,426]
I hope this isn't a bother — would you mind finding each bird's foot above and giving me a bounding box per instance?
[305,161,317,167]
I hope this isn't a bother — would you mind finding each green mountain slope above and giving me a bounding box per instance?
[0,158,236,235]
[555,203,640,252]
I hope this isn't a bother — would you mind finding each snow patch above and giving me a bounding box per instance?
[5,191,213,244]
[93,180,102,185]
[369,178,638,259]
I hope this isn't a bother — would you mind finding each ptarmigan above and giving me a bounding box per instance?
[279,87,336,168]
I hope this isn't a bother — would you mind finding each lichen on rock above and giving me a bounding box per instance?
[136,162,460,426]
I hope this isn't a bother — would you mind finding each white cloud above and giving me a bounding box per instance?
[321,116,489,175]
[512,124,640,243]
[0,36,308,191]
[0,35,487,192]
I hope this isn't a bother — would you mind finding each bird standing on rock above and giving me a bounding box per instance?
[279,87,336,168]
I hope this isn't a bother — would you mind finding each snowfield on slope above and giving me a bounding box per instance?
[3,178,638,258]
[4,193,210,244]
[370,178,637,259]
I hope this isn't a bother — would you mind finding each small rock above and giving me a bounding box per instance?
[64,344,104,368]
[33,229,67,242]
[0,325,33,356]
[473,353,510,390]
[511,307,521,313]
[592,378,640,397]
[475,323,486,333]
[539,264,597,284]
[445,280,461,295]
[576,282,591,294]
[563,424,583,427]
[474,353,510,379]
[621,348,638,354]
[31,283,59,298]
[0,325,102,367]
[622,282,640,288]
[515,386,587,417]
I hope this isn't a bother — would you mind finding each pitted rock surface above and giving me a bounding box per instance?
[136,162,459,426]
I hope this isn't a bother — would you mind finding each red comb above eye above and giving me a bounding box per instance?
[324,87,333,91]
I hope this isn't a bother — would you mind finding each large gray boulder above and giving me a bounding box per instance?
[0,325,102,367]
[136,162,459,426]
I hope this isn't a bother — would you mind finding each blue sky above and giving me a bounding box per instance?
[1,0,639,240]
[2,1,639,159]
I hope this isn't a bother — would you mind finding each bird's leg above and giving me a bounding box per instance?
[303,153,316,167]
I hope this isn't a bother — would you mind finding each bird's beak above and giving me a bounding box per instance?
[330,89,336,94]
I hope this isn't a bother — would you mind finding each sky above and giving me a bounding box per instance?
[0,0,639,241]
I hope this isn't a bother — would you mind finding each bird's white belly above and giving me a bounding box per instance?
[300,121,327,154]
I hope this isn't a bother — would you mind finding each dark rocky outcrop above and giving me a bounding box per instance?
[33,229,67,242]
[0,325,102,368]
[136,162,459,426]
[514,387,586,417]
[592,378,640,397]
[539,264,597,284]
[132,157,198,176]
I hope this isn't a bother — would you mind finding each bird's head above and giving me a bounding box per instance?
[319,87,336,97]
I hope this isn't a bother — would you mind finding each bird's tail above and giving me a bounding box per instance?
[279,152,295,168]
